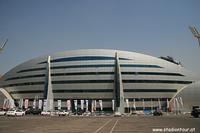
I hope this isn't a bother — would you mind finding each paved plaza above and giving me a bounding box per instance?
[0,115,199,133]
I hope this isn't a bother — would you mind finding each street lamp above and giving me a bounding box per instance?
[189,26,200,47]
[0,39,8,53]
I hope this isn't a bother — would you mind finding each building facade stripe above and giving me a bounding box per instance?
[3,79,192,87]
[5,72,184,81]
[17,64,163,73]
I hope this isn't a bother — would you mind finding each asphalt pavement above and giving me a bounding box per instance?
[0,115,199,133]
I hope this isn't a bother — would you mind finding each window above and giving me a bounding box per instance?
[124,89,177,92]
[39,56,131,64]
[123,80,192,84]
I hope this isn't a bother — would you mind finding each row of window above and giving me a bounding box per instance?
[6,74,46,81]
[6,71,184,81]
[124,89,177,92]
[18,68,45,73]
[13,98,171,102]
[123,80,192,84]
[17,64,162,73]
[125,72,184,76]
[51,80,191,84]
[3,79,192,87]
[39,56,131,64]
[4,81,45,87]
[9,89,177,94]
[52,80,114,84]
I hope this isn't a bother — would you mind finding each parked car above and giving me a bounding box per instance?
[191,106,200,118]
[32,109,42,115]
[73,109,84,115]
[83,111,91,116]
[25,108,42,115]
[0,109,6,116]
[6,109,25,116]
[58,110,69,116]
[41,110,51,116]
[50,110,59,116]
[153,109,163,116]
[25,108,32,115]
[114,111,122,117]
[134,111,145,115]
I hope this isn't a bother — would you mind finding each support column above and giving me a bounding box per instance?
[114,52,125,113]
[43,56,54,111]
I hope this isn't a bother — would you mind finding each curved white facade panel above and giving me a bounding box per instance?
[172,80,200,112]
[0,49,197,111]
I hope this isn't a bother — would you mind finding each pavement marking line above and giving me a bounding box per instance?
[109,119,119,133]
[93,119,113,133]
[112,130,143,132]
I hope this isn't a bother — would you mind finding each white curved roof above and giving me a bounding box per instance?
[6,49,197,80]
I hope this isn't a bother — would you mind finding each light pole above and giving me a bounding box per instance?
[0,39,8,53]
[189,26,200,47]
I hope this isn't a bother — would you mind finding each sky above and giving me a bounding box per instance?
[0,0,200,76]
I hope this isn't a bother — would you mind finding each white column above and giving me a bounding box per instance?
[112,100,115,111]
[133,99,136,111]
[80,100,84,110]
[24,99,29,109]
[158,98,161,110]
[74,100,78,112]
[38,100,43,110]
[99,100,103,111]
[57,100,62,110]
[142,99,145,111]
[126,99,129,113]
[67,100,71,111]
[45,56,54,111]
[19,98,23,109]
[114,52,125,113]
[85,100,89,112]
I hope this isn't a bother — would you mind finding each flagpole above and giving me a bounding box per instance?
[158,98,161,110]
[151,99,153,113]
[86,100,88,112]
[173,98,176,115]
[142,99,145,112]
[179,97,184,114]
[126,99,129,114]
[167,98,169,116]
[112,100,115,113]
[133,98,136,112]
[176,98,180,115]
[91,100,94,114]
[74,100,77,115]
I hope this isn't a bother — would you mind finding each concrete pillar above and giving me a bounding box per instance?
[43,56,54,111]
[114,52,125,113]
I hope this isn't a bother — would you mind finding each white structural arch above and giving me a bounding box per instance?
[171,80,200,112]
[0,88,13,99]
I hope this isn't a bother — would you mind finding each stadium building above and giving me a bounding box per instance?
[0,49,198,112]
